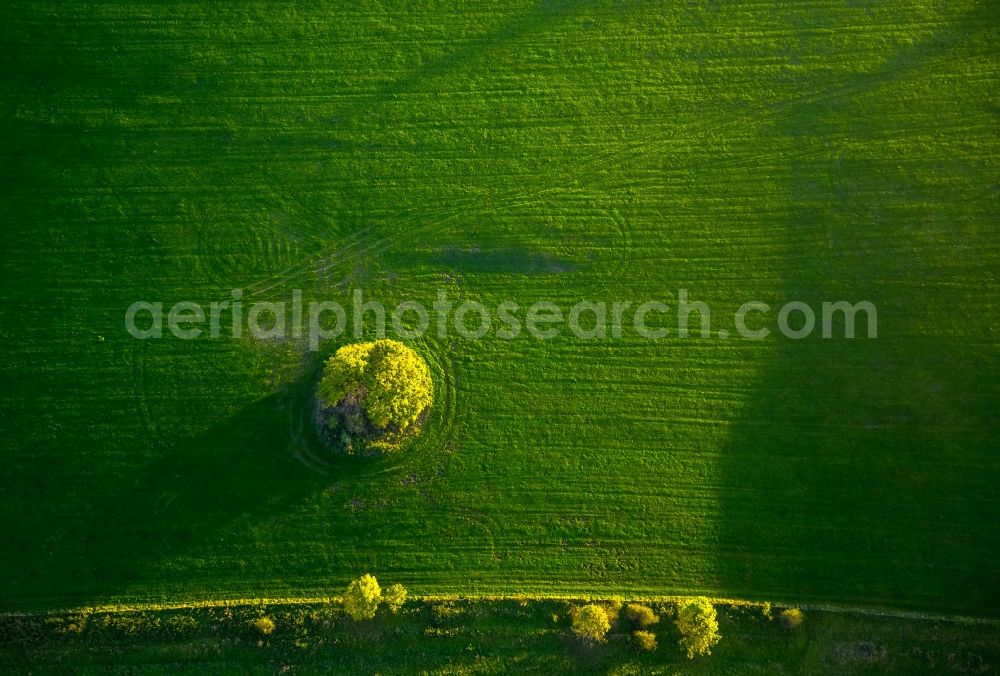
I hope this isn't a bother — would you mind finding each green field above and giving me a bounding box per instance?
[1,0,998,628]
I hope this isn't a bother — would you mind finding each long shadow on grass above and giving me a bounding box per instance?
[33,356,416,609]
[714,4,1000,617]
[50,378,326,607]
[56,356,436,609]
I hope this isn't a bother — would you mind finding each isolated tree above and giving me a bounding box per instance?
[318,339,433,452]
[383,583,408,614]
[632,629,657,651]
[572,604,611,643]
[343,574,382,621]
[778,608,804,630]
[623,603,659,629]
[675,597,721,658]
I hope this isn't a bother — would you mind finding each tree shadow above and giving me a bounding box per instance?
[4,1,603,609]
[20,346,445,610]
[17,373,328,608]
[714,3,1000,616]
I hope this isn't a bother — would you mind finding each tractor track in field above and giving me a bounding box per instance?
[193,224,299,294]
[285,331,460,478]
[211,72,918,301]
[125,39,963,509]
[128,340,170,454]
[225,184,635,304]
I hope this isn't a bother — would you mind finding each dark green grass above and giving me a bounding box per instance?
[2,600,999,675]
[0,1,998,616]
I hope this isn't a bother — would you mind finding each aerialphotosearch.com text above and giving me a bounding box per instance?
[125,289,877,351]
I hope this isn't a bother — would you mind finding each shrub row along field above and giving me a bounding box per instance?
[2,597,998,674]
[1,0,998,619]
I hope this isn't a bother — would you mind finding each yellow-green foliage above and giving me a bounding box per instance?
[383,583,408,613]
[571,604,611,643]
[49,610,92,635]
[778,608,804,630]
[431,602,463,624]
[633,629,658,651]
[601,596,624,622]
[317,342,370,406]
[164,614,199,635]
[675,597,721,659]
[623,603,659,629]
[318,339,433,450]
[95,611,160,636]
[424,626,460,638]
[343,574,382,621]
[252,616,276,635]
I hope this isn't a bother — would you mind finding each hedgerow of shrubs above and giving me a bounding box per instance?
[1,595,831,663]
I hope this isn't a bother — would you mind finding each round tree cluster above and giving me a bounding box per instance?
[317,339,433,453]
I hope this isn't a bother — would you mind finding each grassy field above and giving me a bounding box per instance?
[3,598,999,674]
[1,0,998,624]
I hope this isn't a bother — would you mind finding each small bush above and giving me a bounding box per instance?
[623,603,659,629]
[424,626,459,638]
[343,574,382,621]
[431,603,463,623]
[572,604,611,643]
[779,608,804,630]
[252,616,276,636]
[675,597,721,659]
[633,629,658,651]
[383,583,408,614]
